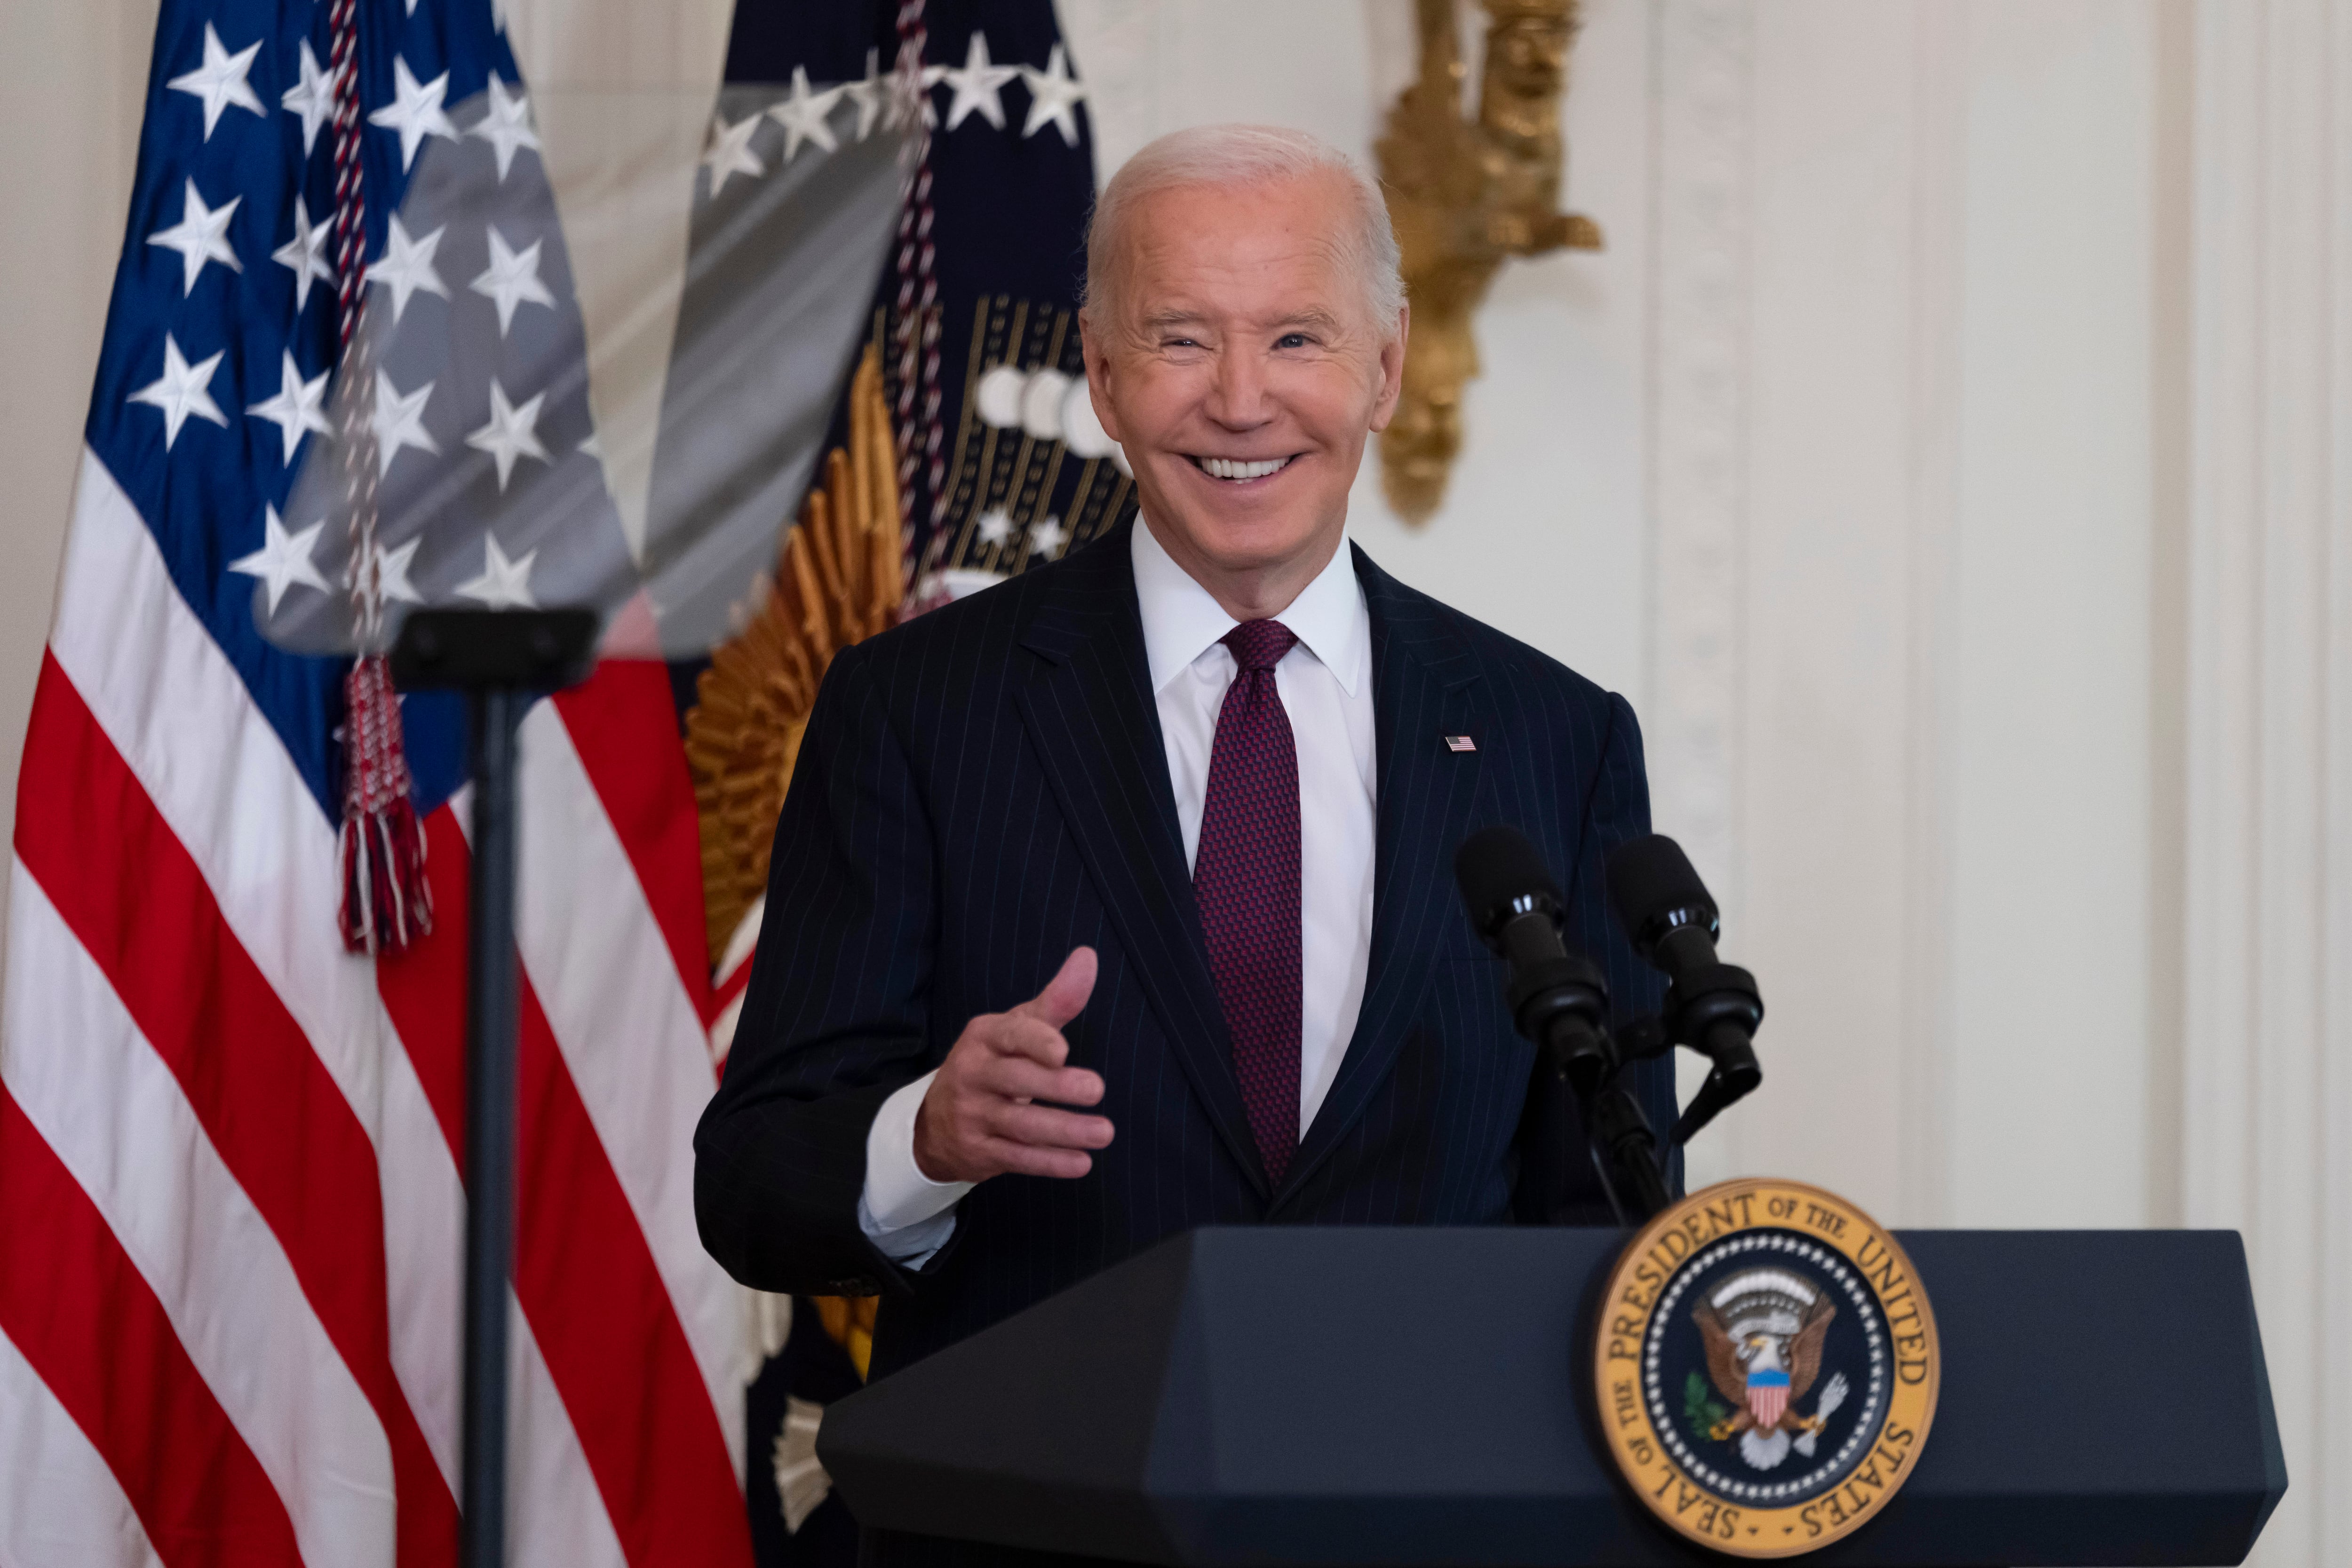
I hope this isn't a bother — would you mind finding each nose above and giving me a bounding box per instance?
[1205,343,1272,430]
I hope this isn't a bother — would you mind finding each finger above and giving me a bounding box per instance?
[974,1056,1104,1108]
[982,1140,1095,1181]
[1008,946,1097,1030]
[977,1014,1076,1069]
[985,1103,1116,1151]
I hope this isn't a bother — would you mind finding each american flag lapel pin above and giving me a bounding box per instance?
[1444,734,1478,753]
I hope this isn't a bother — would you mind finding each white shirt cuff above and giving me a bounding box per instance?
[858,1069,972,1265]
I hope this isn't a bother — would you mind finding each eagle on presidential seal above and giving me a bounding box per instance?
[1690,1268,1852,1472]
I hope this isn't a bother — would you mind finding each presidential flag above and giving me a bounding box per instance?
[668,3,1121,1559]
[683,0,1129,622]
[0,2,755,1565]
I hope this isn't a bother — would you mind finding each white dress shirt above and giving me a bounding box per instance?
[858,519,1379,1262]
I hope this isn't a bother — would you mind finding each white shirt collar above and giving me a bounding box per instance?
[1131,515,1369,698]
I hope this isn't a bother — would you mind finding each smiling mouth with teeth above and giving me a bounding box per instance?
[1191,455,1297,482]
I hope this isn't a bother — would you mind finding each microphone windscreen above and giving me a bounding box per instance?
[1606,834,1716,939]
[1454,825,1561,934]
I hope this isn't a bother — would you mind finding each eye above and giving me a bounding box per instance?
[1275,332,1311,349]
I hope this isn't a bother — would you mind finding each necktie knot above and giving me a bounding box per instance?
[1223,619,1297,673]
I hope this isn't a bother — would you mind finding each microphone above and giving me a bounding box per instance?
[1454,826,1612,1097]
[1455,826,1669,1221]
[1605,835,1764,1144]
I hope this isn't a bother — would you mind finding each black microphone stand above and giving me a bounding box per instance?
[1536,1028,1670,1226]
[390,607,598,1568]
[1530,966,1770,1226]
[1456,827,1761,1228]
[1491,925,1672,1226]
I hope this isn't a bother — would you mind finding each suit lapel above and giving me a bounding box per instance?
[1276,545,1486,1207]
[1011,524,1272,1196]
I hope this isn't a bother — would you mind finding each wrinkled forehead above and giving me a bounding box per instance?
[1108,174,1367,328]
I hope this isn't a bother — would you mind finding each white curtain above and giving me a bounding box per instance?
[2183,5,2351,1565]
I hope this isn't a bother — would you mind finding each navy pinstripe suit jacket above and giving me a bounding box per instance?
[695,519,1677,1386]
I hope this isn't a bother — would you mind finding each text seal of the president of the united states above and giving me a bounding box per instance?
[1593,1180,1940,1558]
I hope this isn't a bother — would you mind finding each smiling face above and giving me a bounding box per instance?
[1081,170,1407,618]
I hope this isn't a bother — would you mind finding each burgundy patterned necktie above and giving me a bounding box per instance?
[1193,619,1303,1186]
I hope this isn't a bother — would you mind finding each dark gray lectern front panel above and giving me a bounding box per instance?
[820,1227,2284,1566]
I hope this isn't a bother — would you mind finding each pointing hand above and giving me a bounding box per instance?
[912,948,1113,1184]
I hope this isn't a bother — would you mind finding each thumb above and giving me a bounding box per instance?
[1011,946,1097,1030]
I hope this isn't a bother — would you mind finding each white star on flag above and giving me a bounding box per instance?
[272,194,333,314]
[465,379,551,491]
[127,332,228,449]
[1018,45,1088,146]
[840,49,886,141]
[367,214,450,323]
[370,56,459,172]
[471,227,556,337]
[703,111,766,196]
[371,369,440,475]
[280,39,340,157]
[146,178,242,297]
[1028,515,1069,559]
[935,33,1018,131]
[456,534,539,609]
[769,67,843,162]
[245,350,331,464]
[229,505,331,613]
[167,22,264,141]
[976,508,1016,548]
[467,76,541,182]
[363,537,426,605]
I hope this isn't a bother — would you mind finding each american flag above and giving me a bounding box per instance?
[0,2,756,1565]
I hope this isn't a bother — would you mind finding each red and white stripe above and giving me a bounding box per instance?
[707,897,763,1068]
[0,449,756,1566]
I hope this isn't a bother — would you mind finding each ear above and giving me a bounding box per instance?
[1367,301,1410,434]
[1078,317,1125,444]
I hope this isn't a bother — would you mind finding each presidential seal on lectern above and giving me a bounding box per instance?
[1594,1180,1941,1559]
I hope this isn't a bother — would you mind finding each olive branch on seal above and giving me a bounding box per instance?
[1684,1370,1732,1437]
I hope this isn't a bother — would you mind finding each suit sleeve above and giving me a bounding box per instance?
[693,642,950,1296]
[1561,690,1685,1201]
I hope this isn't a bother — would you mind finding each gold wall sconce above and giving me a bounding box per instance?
[1376,0,1601,523]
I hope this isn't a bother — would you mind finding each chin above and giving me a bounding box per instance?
[1195,520,1310,568]
[1219,523,1349,588]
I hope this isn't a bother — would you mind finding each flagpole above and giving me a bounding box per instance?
[392,608,599,1568]
[460,678,519,1568]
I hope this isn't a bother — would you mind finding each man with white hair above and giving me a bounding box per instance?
[698,123,1675,1554]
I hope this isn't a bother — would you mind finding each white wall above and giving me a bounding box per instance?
[1,1,2342,1559]
[1943,2,2160,1229]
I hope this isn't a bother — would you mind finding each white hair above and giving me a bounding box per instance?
[1081,123,1406,337]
